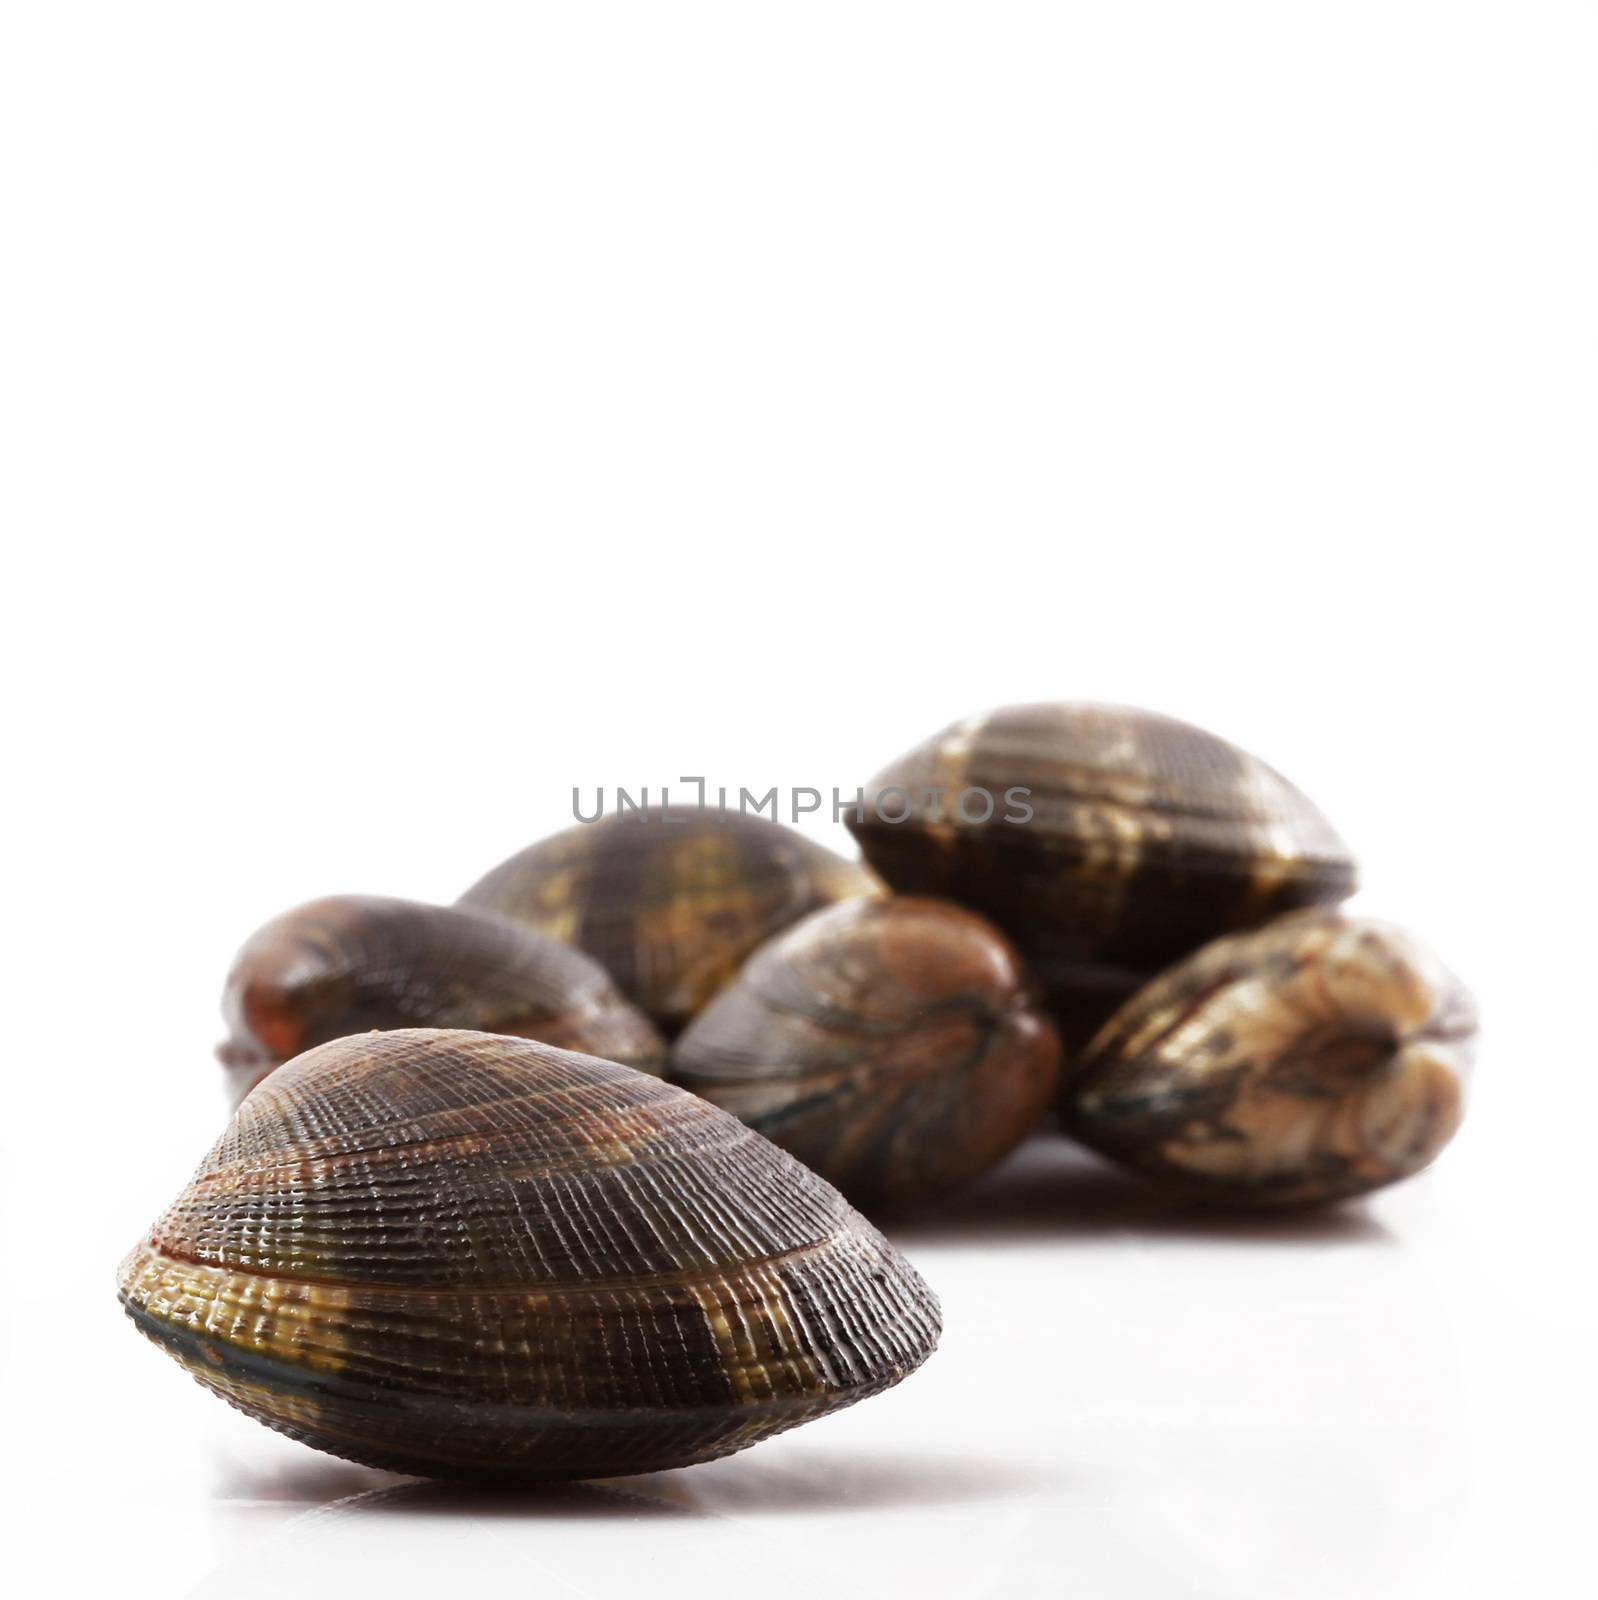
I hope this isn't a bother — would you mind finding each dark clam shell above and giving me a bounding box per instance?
[1060,911,1476,1207]
[671,897,1063,1214]
[460,807,881,1036]
[119,1029,941,1479]
[218,896,665,1094]
[846,703,1357,1041]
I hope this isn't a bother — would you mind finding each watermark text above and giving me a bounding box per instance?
[572,778,1033,826]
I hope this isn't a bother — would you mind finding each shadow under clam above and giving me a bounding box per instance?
[212,1444,1052,1522]
[885,1136,1397,1247]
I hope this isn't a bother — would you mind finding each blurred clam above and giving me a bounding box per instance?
[1060,911,1476,1207]
[218,895,664,1095]
[119,1028,941,1478]
[672,897,1063,1213]
[460,807,880,1035]
[846,703,1357,1044]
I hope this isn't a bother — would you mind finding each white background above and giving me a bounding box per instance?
[3,5,1594,1596]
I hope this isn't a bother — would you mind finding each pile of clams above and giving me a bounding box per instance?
[120,709,1476,1479]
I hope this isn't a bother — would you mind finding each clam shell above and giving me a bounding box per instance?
[846,703,1357,1002]
[672,897,1063,1214]
[1061,911,1476,1207]
[460,808,881,1035]
[119,1029,940,1479]
[218,896,665,1093]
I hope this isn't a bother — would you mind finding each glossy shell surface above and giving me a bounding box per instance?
[218,896,665,1093]
[846,703,1357,1008]
[1061,912,1476,1206]
[672,897,1063,1213]
[460,808,880,1035]
[119,1029,941,1479]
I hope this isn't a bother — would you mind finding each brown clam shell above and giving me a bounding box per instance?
[845,703,1358,1043]
[1060,911,1476,1207]
[218,896,665,1094]
[460,807,881,1036]
[119,1029,941,1479]
[671,897,1063,1214]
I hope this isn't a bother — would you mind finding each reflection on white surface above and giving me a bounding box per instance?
[202,1447,1071,1600]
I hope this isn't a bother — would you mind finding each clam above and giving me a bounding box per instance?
[217,895,665,1095]
[672,897,1063,1213]
[118,1028,941,1479]
[1060,911,1476,1206]
[460,807,881,1035]
[846,703,1357,1044]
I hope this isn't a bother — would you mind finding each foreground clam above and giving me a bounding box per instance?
[846,703,1358,1044]
[217,895,665,1094]
[460,807,880,1035]
[1060,912,1476,1206]
[673,898,1064,1213]
[118,1029,941,1478]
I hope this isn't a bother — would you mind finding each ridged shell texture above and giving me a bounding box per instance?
[460,807,881,1035]
[1062,911,1477,1206]
[847,702,1357,1000]
[119,1029,941,1478]
[672,898,1063,1213]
